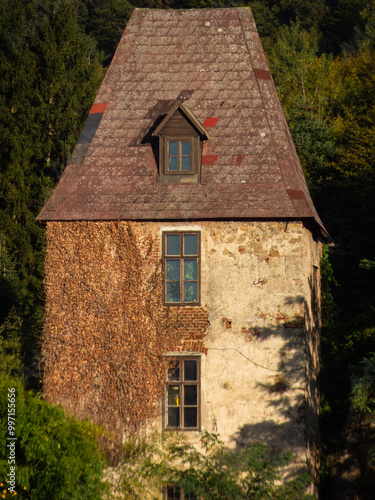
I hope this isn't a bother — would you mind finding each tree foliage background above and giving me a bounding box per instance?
[1,0,375,498]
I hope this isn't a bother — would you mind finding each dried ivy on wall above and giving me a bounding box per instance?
[42,221,180,446]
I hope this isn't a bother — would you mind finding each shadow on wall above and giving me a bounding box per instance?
[223,281,320,481]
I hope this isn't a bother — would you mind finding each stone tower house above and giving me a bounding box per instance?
[38,7,330,487]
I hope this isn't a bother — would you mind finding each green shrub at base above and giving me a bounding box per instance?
[115,431,312,499]
[0,376,107,500]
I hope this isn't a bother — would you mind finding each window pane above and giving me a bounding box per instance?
[168,362,180,381]
[186,493,197,500]
[184,407,197,428]
[166,234,180,255]
[168,141,178,155]
[167,260,180,280]
[184,259,197,280]
[167,407,180,428]
[184,360,197,381]
[181,157,191,171]
[168,156,178,171]
[181,141,191,155]
[167,282,180,303]
[166,485,181,500]
[168,386,180,406]
[184,282,197,302]
[184,385,197,405]
[184,234,197,255]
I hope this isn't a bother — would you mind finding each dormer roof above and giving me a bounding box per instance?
[152,103,211,140]
[37,7,329,241]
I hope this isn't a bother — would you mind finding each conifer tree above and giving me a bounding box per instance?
[0,0,103,383]
[79,0,133,64]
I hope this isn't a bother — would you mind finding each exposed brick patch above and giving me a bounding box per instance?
[166,305,209,350]
[165,306,209,340]
[265,251,279,264]
[175,340,208,355]
[276,306,289,326]
[242,326,260,340]
[221,317,232,329]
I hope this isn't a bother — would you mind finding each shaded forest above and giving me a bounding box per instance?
[1,0,375,498]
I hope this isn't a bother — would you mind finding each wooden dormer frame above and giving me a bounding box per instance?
[152,104,211,184]
[153,103,211,139]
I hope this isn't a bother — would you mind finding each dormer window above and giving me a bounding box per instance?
[163,137,197,176]
[168,140,191,173]
[152,104,210,184]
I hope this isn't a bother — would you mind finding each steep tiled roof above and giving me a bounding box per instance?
[38,8,328,240]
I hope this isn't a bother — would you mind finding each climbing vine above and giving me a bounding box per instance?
[42,221,180,449]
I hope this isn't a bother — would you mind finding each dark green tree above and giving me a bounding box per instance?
[320,0,372,54]
[266,22,339,188]
[79,0,133,64]
[0,0,103,385]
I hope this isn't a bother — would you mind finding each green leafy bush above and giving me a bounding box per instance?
[115,431,312,499]
[0,375,107,500]
[351,353,375,415]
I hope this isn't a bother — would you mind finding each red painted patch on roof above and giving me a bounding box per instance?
[202,155,218,166]
[89,103,108,114]
[203,117,219,127]
[254,69,271,81]
[287,189,306,200]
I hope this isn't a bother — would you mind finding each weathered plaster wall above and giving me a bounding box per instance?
[142,222,318,457]
[43,219,321,477]
[130,220,322,475]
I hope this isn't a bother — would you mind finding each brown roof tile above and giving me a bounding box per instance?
[37,7,329,240]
